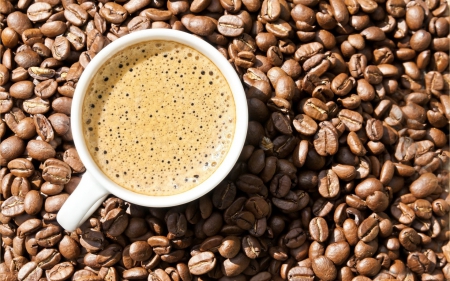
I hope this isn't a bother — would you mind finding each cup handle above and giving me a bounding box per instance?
[57,171,109,231]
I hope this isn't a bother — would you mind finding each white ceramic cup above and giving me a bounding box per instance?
[56,29,248,231]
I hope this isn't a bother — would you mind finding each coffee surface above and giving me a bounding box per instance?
[83,41,235,196]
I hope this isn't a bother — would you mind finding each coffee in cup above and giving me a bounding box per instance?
[83,41,236,196]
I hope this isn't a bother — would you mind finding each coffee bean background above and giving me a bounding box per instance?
[0,0,449,280]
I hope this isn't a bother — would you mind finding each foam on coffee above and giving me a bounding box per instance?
[83,41,235,196]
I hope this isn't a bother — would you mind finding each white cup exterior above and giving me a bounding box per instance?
[57,29,247,231]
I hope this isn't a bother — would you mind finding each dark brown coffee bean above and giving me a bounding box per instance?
[256,33,277,52]
[244,197,269,219]
[40,21,67,38]
[358,215,379,242]
[270,173,291,198]
[202,211,223,236]
[127,241,151,262]
[287,266,314,281]
[62,148,85,173]
[58,235,80,260]
[325,241,350,265]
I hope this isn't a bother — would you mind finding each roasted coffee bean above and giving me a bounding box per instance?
[217,235,240,259]
[188,251,216,275]
[309,217,329,242]
[64,4,88,26]
[222,252,250,277]
[1,196,25,217]
[18,261,43,280]
[35,225,62,247]
[7,159,34,178]
[35,248,61,270]
[42,158,71,185]
[313,121,338,156]
[317,169,340,198]
[46,262,74,281]
[182,16,216,36]
[218,15,244,37]
[311,256,337,281]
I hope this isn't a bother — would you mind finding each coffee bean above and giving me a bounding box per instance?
[1,28,20,49]
[218,15,244,37]
[313,121,338,156]
[7,12,32,35]
[62,147,85,173]
[15,49,42,69]
[46,262,74,281]
[295,42,324,63]
[302,98,328,121]
[203,211,223,236]
[356,257,381,277]
[18,261,43,280]
[311,256,337,281]
[309,217,329,242]
[188,251,216,275]
[317,169,340,198]
[40,21,67,38]
[410,29,432,52]
[44,193,68,213]
[34,248,61,270]
[222,252,250,276]
[41,158,71,185]
[51,37,71,61]
[27,3,53,22]
[26,140,56,162]
[58,235,80,260]
[218,235,240,259]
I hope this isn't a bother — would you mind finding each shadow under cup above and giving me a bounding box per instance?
[56,29,248,231]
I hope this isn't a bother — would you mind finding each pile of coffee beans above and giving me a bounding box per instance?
[0,0,449,280]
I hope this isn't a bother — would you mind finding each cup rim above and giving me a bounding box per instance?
[72,29,248,207]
